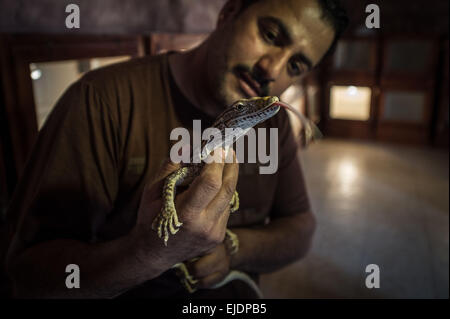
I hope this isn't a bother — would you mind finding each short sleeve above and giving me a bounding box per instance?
[5,79,120,257]
[270,110,311,218]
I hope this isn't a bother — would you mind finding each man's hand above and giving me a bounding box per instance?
[186,244,232,289]
[132,148,239,269]
[6,148,239,299]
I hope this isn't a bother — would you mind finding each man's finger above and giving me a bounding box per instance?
[205,149,239,219]
[182,149,226,215]
[186,250,223,278]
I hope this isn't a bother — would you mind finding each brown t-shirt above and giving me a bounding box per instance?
[4,53,310,298]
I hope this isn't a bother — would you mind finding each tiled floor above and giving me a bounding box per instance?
[260,138,449,299]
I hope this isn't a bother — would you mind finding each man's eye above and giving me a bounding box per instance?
[259,21,279,45]
[288,60,303,76]
[264,29,277,43]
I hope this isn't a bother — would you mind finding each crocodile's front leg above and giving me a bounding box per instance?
[152,167,189,246]
[230,191,239,213]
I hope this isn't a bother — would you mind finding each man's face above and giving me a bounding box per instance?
[207,0,335,106]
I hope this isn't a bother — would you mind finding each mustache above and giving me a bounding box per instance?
[232,65,271,96]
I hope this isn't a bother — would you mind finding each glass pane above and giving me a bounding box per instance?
[334,41,371,70]
[329,86,371,121]
[386,41,432,73]
[30,56,130,130]
[382,91,425,123]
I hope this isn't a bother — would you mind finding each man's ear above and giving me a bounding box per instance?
[217,0,243,28]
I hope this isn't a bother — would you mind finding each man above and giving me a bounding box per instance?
[4,0,347,298]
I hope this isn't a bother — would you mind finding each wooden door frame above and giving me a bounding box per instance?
[148,33,209,55]
[376,35,439,145]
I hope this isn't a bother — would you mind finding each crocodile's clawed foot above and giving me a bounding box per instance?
[230,191,239,213]
[151,168,189,245]
[172,262,199,293]
[152,206,183,246]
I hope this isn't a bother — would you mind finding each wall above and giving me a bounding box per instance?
[342,0,448,36]
[0,0,448,36]
[0,0,227,34]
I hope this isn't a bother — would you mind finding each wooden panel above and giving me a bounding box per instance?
[331,37,378,79]
[376,84,434,144]
[8,34,145,62]
[149,33,209,55]
[381,36,439,84]
[325,119,374,140]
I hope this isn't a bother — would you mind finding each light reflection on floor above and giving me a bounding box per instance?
[260,138,449,299]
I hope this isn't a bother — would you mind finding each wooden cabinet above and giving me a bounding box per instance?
[321,35,442,145]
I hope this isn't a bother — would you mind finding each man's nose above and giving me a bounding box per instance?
[255,50,290,82]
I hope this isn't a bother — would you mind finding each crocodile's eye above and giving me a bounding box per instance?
[236,103,245,110]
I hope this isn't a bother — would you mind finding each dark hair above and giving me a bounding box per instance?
[239,0,349,63]
[315,0,349,62]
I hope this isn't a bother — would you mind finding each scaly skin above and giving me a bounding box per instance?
[151,96,282,296]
